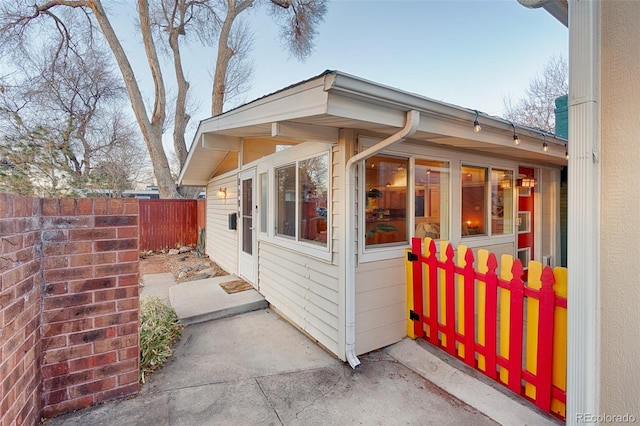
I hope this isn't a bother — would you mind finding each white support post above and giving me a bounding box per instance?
[566,0,601,424]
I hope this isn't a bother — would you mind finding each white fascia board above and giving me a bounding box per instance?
[518,0,568,27]
[198,81,330,135]
[271,122,339,142]
[326,71,566,145]
[179,179,209,187]
[180,77,331,185]
[325,91,567,163]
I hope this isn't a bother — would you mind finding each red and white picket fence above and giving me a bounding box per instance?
[406,237,567,420]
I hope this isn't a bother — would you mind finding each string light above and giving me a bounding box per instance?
[473,110,481,133]
[542,134,549,152]
[565,144,569,160]
[510,122,520,145]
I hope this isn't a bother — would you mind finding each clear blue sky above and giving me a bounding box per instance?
[111,0,567,147]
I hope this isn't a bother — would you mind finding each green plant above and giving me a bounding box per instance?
[139,296,183,383]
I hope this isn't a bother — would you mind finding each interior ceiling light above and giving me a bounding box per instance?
[473,110,481,133]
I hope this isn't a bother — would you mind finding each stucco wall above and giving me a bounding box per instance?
[600,1,640,418]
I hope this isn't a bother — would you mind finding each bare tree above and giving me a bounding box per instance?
[0,0,327,197]
[212,0,326,115]
[503,55,568,133]
[90,111,149,197]
[0,36,147,197]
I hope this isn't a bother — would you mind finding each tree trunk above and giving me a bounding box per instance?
[168,27,190,168]
[91,0,180,198]
[212,1,237,116]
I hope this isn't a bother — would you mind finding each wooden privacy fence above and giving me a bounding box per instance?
[406,237,567,420]
[139,199,206,251]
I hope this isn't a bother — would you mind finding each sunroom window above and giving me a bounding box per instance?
[415,159,450,241]
[364,155,408,247]
[461,165,487,236]
[299,156,328,245]
[275,154,328,247]
[276,165,296,237]
[462,165,515,237]
[491,169,514,235]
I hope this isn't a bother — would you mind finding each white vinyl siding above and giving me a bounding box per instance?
[355,258,406,355]
[205,174,239,275]
[258,241,339,354]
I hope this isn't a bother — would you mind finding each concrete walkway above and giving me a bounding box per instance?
[45,273,557,425]
[47,310,501,426]
[140,272,268,325]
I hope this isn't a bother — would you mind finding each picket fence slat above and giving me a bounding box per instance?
[406,237,568,421]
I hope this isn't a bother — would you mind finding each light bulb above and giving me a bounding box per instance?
[513,134,520,145]
[473,120,481,132]
[542,141,549,152]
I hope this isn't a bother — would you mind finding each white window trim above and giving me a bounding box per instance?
[256,141,333,263]
[460,161,517,240]
[358,153,411,263]
[357,136,519,264]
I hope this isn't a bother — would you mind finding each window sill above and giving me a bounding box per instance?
[360,242,410,263]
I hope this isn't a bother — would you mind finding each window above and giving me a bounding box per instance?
[517,248,531,270]
[275,154,329,247]
[414,159,449,241]
[299,156,328,245]
[276,165,296,238]
[517,211,531,233]
[461,165,487,236]
[462,165,515,238]
[491,169,514,235]
[364,156,408,247]
[259,172,268,233]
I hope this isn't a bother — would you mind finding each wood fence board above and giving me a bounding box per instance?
[139,200,206,251]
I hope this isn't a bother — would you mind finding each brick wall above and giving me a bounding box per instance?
[0,195,42,426]
[0,194,140,425]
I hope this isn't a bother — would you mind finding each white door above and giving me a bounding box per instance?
[238,169,257,285]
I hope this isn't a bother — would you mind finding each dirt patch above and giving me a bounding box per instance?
[219,279,253,294]
[139,249,227,283]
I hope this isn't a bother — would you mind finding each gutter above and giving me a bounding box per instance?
[343,109,420,369]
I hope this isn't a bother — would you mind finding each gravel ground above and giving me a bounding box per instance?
[139,249,227,283]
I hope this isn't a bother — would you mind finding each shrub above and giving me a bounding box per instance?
[139,296,183,383]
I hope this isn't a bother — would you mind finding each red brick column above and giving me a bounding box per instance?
[0,194,43,426]
[40,198,140,418]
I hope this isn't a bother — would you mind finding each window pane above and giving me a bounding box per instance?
[491,169,514,235]
[241,178,252,255]
[299,155,328,246]
[364,156,408,246]
[260,172,268,233]
[415,159,449,240]
[461,165,487,236]
[276,165,295,237]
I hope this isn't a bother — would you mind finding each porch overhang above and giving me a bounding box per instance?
[517,0,568,27]
[179,71,567,186]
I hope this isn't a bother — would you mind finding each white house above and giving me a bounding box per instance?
[519,0,640,423]
[178,71,567,368]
